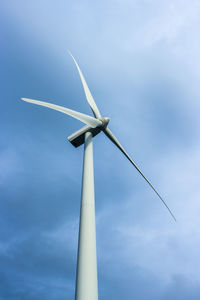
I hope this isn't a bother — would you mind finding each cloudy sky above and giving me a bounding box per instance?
[1,0,200,299]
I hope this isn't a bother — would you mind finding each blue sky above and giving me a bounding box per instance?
[1,0,200,299]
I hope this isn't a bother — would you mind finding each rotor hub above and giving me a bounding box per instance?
[100,117,110,129]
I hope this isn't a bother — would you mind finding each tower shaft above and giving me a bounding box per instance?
[75,132,98,300]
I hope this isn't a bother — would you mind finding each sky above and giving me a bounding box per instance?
[1,0,200,299]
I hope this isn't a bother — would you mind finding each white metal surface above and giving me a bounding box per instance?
[21,98,102,128]
[68,125,102,148]
[75,132,98,300]
[69,52,102,119]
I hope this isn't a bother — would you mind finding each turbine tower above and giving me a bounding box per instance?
[21,53,176,300]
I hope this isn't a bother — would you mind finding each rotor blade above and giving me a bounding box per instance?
[69,51,102,119]
[21,98,102,128]
[104,127,176,222]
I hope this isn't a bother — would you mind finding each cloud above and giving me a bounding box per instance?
[1,0,200,299]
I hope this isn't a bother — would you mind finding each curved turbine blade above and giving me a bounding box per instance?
[21,98,102,128]
[104,127,176,222]
[69,52,102,119]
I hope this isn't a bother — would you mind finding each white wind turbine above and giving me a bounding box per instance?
[21,53,176,300]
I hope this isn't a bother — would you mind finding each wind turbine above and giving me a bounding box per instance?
[21,53,176,300]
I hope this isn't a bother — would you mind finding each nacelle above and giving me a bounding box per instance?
[68,125,102,148]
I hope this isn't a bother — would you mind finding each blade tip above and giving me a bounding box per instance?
[21,98,34,103]
[67,49,72,56]
[68,50,75,60]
